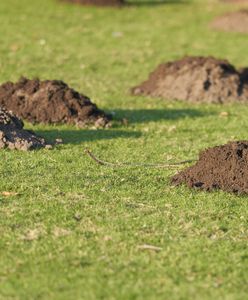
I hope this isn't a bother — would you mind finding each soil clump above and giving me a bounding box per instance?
[0,78,110,127]
[131,56,248,104]
[172,141,248,194]
[0,107,50,151]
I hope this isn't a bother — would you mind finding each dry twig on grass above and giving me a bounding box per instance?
[84,148,195,168]
[137,244,162,252]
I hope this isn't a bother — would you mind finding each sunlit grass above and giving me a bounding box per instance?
[0,0,248,299]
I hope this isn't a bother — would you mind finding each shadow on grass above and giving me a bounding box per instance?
[112,108,209,123]
[126,0,187,6]
[36,129,141,145]
[36,108,207,144]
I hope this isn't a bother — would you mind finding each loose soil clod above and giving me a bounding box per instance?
[211,10,248,34]
[171,141,248,194]
[61,0,124,6]
[131,56,248,104]
[0,77,110,127]
[0,107,49,151]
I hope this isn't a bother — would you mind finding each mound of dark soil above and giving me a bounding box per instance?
[171,141,248,194]
[131,56,248,104]
[212,10,248,33]
[0,78,110,127]
[0,107,49,151]
[61,0,124,6]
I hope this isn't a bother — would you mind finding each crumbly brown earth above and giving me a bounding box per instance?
[61,0,124,6]
[0,107,49,151]
[131,56,248,104]
[171,141,248,194]
[211,10,248,34]
[0,78,110,127]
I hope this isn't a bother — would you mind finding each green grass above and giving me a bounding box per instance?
[0,0,248,299]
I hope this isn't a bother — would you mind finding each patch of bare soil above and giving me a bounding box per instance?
[171,141,248,194]
[131,56,248,104]
[0,107,49,151]
[0,78,110,127]
[222,0,248,3]
[212,10,248,33]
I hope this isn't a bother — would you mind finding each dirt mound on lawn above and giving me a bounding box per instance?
[131,56,248,104]
[212,10,248,33]
[0,107,49,151]
[0,78,110,127]
[172,141,248,194]
[61,0,124,6]
[222,0,248,4]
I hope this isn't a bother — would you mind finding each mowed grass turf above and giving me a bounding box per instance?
[0,0,248,299]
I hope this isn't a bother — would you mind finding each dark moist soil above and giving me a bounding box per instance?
[211,10,248,33]
[61,0,124,6]
[131,56,248,104]
[0,107,50,151]
[171,141,248,194]
[0,78,110,127]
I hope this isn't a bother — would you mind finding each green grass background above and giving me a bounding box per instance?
[0,0,248,299]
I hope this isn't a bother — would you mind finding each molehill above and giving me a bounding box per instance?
[0,107,49,151]
[211,10,248,34]
[172,141,248,194]
[222,0,248,4]
[0,78,110,127]
[131,56,248,104]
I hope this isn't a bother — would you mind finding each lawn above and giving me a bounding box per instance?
[0,0,248,299]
